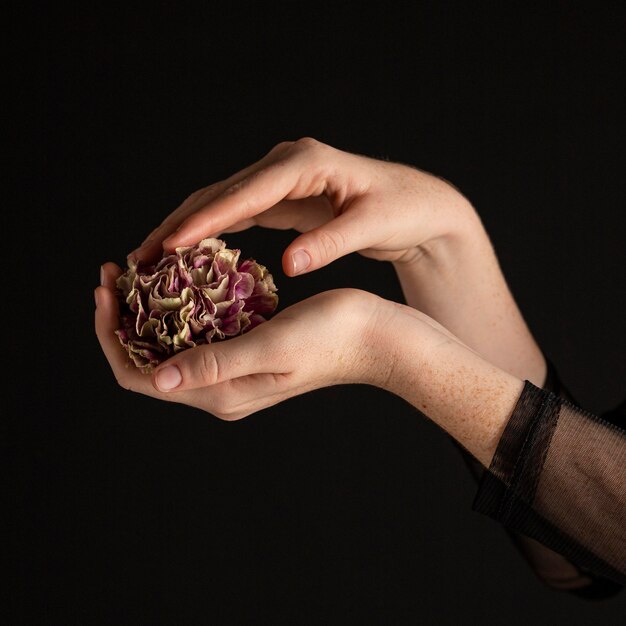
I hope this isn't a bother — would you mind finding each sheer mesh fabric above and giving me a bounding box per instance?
[470,362,625,593]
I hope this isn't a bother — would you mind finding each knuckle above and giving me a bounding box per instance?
[295,136,321,150]
[211,383,259,421]
[173,188,204,215]
[293,138,333,183]
[115,375,131,391]
[212,400,230,417]
[186,187,207,203]
[210,393,231,420]
[202,182,221,197]
[157,218,172,232]
[199,349,222,385]
[316,228,345,259]
[217,411,236,422]
[217,408,249,422]
[211,396,242,420]
[269,140,295,155]
[224,176,248,196]
[241,195,255,216]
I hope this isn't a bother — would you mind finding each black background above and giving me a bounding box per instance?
[15,2,626,624]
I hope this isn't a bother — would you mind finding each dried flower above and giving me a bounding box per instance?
[115,238,278,372]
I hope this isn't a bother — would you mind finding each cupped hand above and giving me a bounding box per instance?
[128,138,477,275]
[95,262,408,420]
[96,262,524,466]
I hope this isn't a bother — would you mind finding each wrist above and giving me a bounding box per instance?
[359,300,435,393]
[380,306,525,466]
[330,289,405,387]
[391,199,490,274]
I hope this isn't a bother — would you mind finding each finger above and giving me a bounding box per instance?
[151,372,299,421]
[94,284,158,397]
[281,207,376,276]
[162,138,332,252]
[219,197,334,236]
[100,261,123,289]
[129,186,219,264]
[133,142,296,262]
[151,326,288,393]
[207,372,315,420]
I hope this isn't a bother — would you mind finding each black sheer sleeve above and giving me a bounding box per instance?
[470,361,625,592]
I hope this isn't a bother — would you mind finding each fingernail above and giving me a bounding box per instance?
[100,265,105,286]
[94,288,100,307]
[292,249,311,275]
[155,365,182,391]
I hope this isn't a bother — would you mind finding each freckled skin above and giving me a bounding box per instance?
[370,306,525,467]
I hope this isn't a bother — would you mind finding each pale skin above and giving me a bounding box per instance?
[96,275,523,467]
[97,138,546,468]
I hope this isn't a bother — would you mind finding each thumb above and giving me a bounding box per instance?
[151,329,277,393]
[283,210,370,276]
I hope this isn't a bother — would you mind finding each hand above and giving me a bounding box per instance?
[128,137,477,274]
[95,262,400,420]
[95,262,523,466]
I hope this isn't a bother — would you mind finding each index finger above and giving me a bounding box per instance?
[162,138,336,252]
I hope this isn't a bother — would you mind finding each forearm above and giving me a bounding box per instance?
[392,202,546,386]
[392,234,599,588]
[379,307,625,585]
[379,305,525,467]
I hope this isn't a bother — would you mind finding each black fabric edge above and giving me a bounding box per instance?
[499,386,561,521]
[486,381,545,486]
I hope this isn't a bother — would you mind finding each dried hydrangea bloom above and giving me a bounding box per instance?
[115,238,278,373]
